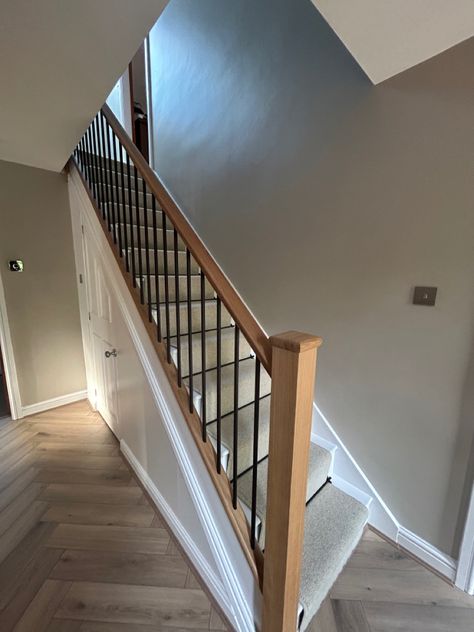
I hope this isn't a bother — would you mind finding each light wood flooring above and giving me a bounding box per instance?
[309,530,474,631]
[1,400,473,631]
[0,400,229,631]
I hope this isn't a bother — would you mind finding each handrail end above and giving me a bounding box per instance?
[270,331,322,354]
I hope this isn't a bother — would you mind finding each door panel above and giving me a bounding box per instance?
[82,223,120,438]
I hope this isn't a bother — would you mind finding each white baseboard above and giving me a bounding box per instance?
[312,402,400,541]
[121,440,232,611]
[21,389,88,417]
[398,526,457,581]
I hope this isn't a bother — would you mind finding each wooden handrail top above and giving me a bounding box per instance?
[102,103,272,374]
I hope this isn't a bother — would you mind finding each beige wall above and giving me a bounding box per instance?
[149,1,474,556]
[0,159,86,407]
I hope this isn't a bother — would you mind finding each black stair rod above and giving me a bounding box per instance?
[89,117,102,209]
[99,113,111,232]
[126,155,136,286]
[112,130,122,254]
[89,124,100,204]
[92,114,104,211]
[143,179,152,319]
[250,359,261,549]
[134,164,144,302]
[232,326,240,509]
[173,229,182,386]
[200,271,207,441]
[186,249,194,414]
[152,196,161,341]
[162,214,172,362]
[84,129,93,193]
[216,297,222,473]
[105,121,117,243]
[96,112,109,225]
[118,140,129,272]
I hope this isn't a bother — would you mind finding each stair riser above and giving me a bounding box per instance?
[154,301,232,338]
[115,225,186,251]
[139,275,215,304]
[127,249,200,275]
[105,184,153,208]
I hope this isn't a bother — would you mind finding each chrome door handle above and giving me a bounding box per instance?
[105,349,117,358]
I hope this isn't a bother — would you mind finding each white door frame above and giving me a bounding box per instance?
[0,270,22,419]
[456,483,474,594]
[144,34,155,170]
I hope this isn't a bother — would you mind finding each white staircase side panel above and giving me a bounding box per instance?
[68,165,260,632]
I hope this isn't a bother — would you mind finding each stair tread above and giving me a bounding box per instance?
[299,484,368,629]
[237,443,332,547]
[207,395,271,478]
[187,357,271,421]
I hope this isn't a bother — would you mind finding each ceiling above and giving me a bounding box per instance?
[0,0,168,172]
[311,0,474,84]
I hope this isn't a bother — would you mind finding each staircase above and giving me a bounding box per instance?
[73,105,368,631]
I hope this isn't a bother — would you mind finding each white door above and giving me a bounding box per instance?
[82,226,120,437]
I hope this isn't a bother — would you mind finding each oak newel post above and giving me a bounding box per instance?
[262,331,322,632]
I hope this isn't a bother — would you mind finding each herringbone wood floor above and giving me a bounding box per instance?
[308,527,474,631]
[0,400,473,631]
[0,400,229,631]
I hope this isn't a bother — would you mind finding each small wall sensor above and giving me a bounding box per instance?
[9,260,24,272]
[413,286,437,306]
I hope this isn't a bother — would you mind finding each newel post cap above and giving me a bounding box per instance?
[269,331,323,353]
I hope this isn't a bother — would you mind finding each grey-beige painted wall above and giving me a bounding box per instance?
[148,0,474,555]
[0,159,86,407]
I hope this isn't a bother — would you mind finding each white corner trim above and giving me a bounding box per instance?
[398,526,457,582]
[456,484,474,594]
[121,440,230,606]
[21,390,88,417]
[312,402,400,541]
[0,270,22,420]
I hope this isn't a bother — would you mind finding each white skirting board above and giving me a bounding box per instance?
[398,526,457,581]
[311,403,462,584]
[21,390,88,417]
[121,440,232,612]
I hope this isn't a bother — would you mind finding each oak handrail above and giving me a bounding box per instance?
[102,104,272,375]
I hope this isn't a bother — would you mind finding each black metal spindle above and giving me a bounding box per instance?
[105,122,116,243]
[134,165,143,299]
[119,141,129,271]
[186,249,194,414]
[250,359,261,549]
[200,272,207,440]
[79,138,85,173]
[152,197,161,339]
[89,124,99,202]
[87,126,97,200]
[94,116,106,217]
[100,113,111,230]
[174,229,182,386]
[112,131,122,254]
[143,180,152,319]
[127,156,135,285]
[162,214,171,362]
[84,129,93,188]
[232,326,240,508]
[216,297,222,473]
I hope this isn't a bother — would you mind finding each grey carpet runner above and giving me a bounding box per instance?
[106,170,368,630]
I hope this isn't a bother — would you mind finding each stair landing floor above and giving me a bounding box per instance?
[0,400,229,632]
[308,530,474,631]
